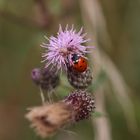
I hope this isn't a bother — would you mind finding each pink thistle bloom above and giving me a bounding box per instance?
[41,25,93,71]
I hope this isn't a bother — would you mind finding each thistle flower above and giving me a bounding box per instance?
[41,25,93,71]
[31,67,59,91]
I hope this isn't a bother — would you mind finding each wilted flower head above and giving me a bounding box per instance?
[25,102,73,138]
[25,90,95,138]
[41,25,93,71]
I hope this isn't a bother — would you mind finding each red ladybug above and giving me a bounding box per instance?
[71,54,87,72]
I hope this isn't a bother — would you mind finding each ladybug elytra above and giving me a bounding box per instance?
[71,54,87,72]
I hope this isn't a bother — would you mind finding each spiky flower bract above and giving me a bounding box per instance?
[41,25,93,71]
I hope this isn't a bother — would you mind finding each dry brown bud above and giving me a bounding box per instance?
[25,102,73,138]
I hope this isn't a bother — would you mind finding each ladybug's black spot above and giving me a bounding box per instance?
[82,60,85,63]
[80,66,82,68]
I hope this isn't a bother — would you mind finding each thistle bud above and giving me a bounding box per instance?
[31,68,41,85]
[31,67,60,91]
[67,67,93,89]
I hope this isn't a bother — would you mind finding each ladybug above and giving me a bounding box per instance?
[71,54,87,72]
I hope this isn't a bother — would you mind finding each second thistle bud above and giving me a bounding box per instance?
[31,67,60,91]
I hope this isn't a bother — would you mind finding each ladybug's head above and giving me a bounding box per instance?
[71,54,80,64]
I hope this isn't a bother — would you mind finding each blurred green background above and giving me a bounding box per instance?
[0,0,140,140]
